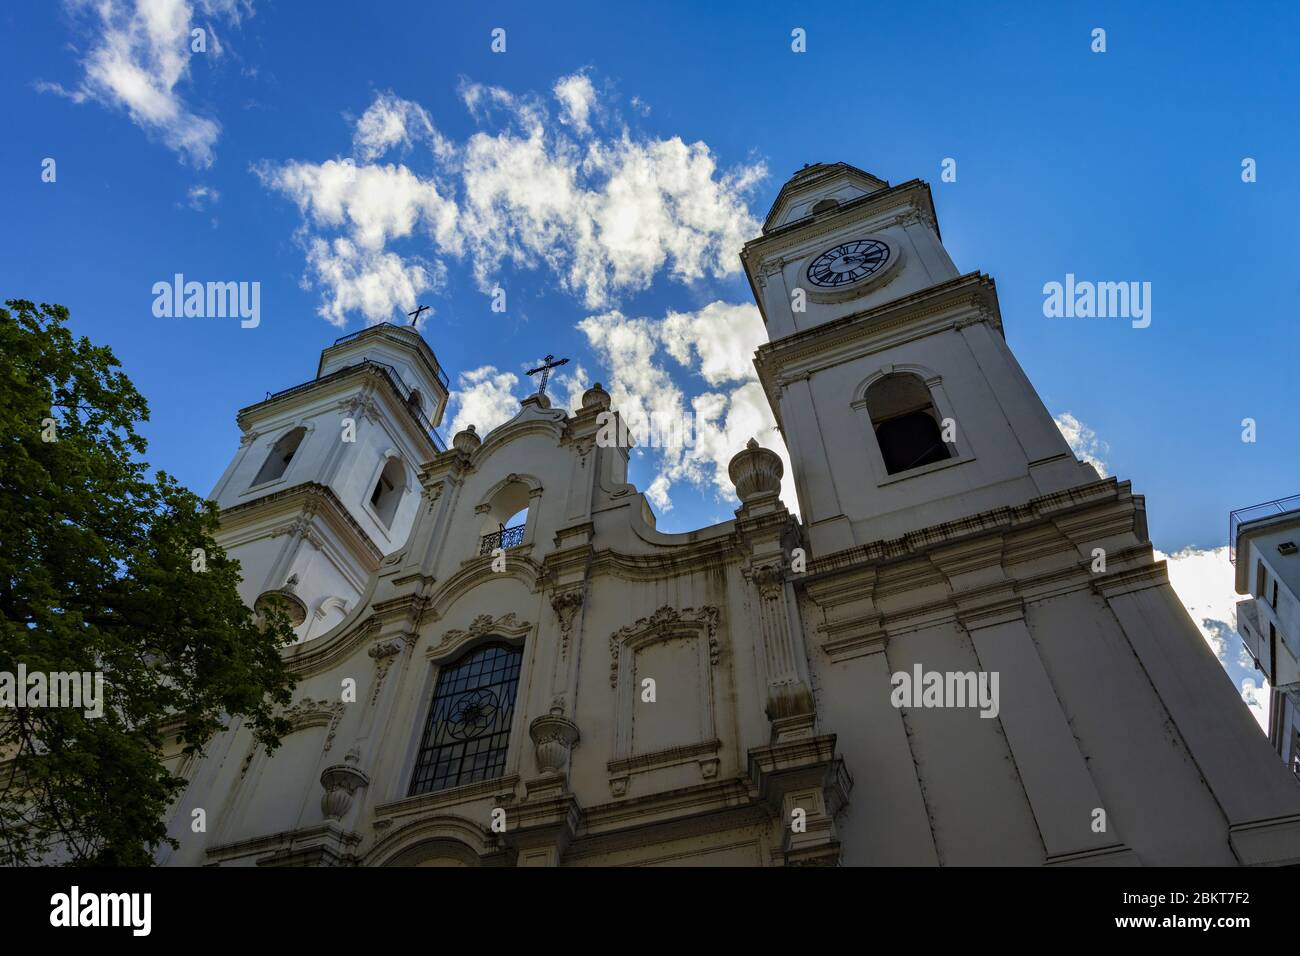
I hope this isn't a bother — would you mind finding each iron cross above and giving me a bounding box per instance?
[526,353,569,397]
[407,304,430,326]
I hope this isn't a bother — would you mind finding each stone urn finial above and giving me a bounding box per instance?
[320,749,370,822]
[581,382,612,412]
[452,423,481,455]
[529,712,580,776]
[728,437,783,503]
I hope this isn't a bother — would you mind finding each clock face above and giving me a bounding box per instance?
[806,239,890,288]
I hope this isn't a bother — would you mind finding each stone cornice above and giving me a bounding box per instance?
[204,821,362,866]
[217,481,383,566]
[315,324,448,398]
[754,273,1001,413]
[1089,560,1171,599]
[798,479,1162,651]
[951,584,1026,631]
[588,536,739,582]
[607,739,722,776]
[236,362,438,454]
[373,773,522,825]
[575,776,759,841]
[758,163,890,232]
[749,177,935,251]
[803,478,1128,581]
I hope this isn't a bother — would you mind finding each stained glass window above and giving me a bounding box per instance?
[409,642,522,796]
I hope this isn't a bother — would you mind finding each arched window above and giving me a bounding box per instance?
[811,198,840,214]
[478,481,531,554]
[409,642,522,796]
[251,427,305,487]
[865,373,953,475]
[369,457,406,527]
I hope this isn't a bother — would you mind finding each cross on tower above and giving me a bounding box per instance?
[526,354,569,397]
[407,304,430,326]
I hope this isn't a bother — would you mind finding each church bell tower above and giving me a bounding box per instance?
[208,323,451,642]
[742,163,1097,557]
[746,164,1300,866]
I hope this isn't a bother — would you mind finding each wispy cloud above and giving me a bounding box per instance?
[446,365,525,437]
[185,183,219,209]
[257,74,766,325]
[39,0,253,167]
[1054,411,1110,476]
[576,301,794,516]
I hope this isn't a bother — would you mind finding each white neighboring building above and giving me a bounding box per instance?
[1233,497,1300,779]
[159,163,1300,866]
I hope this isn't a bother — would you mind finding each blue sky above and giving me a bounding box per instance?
[2,1,1295,718]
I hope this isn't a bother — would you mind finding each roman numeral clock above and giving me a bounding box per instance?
[806,238,891,288]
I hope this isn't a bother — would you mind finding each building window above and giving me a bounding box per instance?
[864,373,953,475]
[369,457,405,527]
[477,480,532,555]
[409,642,522,796]
[1271,580,1279,610]
[251,427,306,487]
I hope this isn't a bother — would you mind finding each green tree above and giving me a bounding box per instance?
[0,299,297,865]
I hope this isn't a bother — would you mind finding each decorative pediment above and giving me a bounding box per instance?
[609,605,720,688]
[762,162,889,233]
[428,612,533,661]
[278,697,346,752]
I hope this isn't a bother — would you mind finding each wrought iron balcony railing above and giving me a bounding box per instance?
[480,524,526,555]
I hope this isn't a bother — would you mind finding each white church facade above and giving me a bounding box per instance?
[159,163,1300,866]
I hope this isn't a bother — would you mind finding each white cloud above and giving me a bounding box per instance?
[254,157,460,324]
[554,365,592,417]
[186,183,218,209]
[447,365,523,437]
[553,72,596,135]
[660,301,766,385]
[42,0,251,167]
[576,303,796,517]
[1157,544,1271,732]
[1054,411,1110,477]
[352,91,452,163]
[1158,545,1242,662]
[259,77,765,323]
[256,158,459,253]
[645,474,672,512]
[301,237,444,327]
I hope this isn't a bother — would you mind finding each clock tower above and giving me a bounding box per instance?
[744,163,1300,866]
[742,163,1097,556]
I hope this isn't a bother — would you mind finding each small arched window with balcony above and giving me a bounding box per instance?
[478,480,530,555]
[251,426,306,487]
[865,373,953,475]
[369,456,406,528]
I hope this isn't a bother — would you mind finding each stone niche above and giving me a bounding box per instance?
[607,606,723,797]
